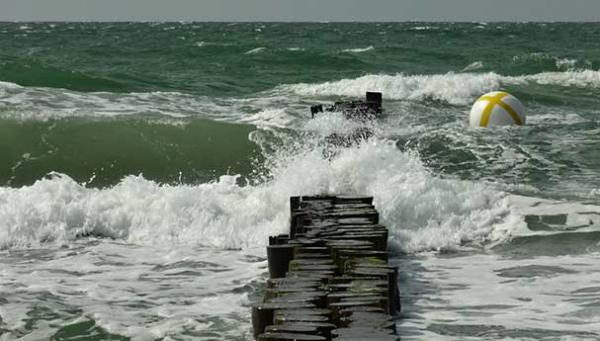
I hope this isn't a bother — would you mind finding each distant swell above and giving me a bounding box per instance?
[0,58,127,92]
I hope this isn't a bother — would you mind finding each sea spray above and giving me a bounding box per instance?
[0,128,513,254]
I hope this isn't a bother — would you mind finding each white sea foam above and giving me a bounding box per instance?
[341,46,374,53]
[0,242,262,340]
[0,81,22,97]
[462,61,484,72]
[2,174,597,340]
[239,108,297,129]
[0,137,516,253]
[410,26,439,31]
[281,70,600,105]
[244,47,266,55]
[3,70,600,122]
[281,72,503,105]
[194,41,232,48]
[302,111,377,136]
[401,252,600,339]
[556,58,578,70]
[0,86,234,121]
[0,173,284,249]
[519,70,600,88]
[526,112,588,125]
[4,130,594,253]
[490,195,600,240]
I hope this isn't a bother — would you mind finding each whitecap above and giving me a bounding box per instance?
[411,26,437,31]
[244,47,266,55]
[555,58,578,70]
[280,72,503,105]
[279,70,600,105]
[462,61,484,72]
[341,46,374,53]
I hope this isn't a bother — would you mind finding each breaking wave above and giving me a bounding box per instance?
[281,70,600,105]
[244,47,266,55]
[4,69,600,123]
[341,46,375,53]
[0,128,515,253]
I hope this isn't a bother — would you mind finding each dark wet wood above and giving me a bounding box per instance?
[253,195,400,340]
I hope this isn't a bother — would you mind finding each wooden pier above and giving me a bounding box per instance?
[252,195,400,340]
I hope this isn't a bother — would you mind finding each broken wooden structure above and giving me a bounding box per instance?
[252,195,400,340]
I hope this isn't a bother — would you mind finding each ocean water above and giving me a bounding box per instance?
[1,22,600,340]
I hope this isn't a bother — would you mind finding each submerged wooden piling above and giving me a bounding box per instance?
[252,195,400,340]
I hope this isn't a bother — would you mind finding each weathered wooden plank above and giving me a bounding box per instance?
[252,195,400,340]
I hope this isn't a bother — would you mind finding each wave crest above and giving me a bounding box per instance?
[0,139,512,253]
[342,46,374,53]
[281,72,503,105]
[280,70,600,105]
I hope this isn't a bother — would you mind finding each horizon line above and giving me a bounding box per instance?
[1,20,600,24]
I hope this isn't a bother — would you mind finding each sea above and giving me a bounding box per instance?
[1,22,599,340]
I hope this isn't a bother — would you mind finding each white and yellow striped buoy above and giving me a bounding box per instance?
[469,91,525,127]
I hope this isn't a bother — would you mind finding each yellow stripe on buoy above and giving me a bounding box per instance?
[479,92,523,127]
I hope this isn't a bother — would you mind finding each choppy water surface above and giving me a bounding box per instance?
[1,23,600,340]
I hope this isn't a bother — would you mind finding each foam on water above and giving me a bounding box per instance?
[0,132,517,254]
[555,57,579,71]
[410,26,438,31]
[461,61,485,72]
[0,81,22,97]
[1,104,598,252]
[0,172,287,250]
[0,83,235,121]
[0,242,264,340]
[281,72,503,105]
[341,46,374,53]
[0,81,302,123]
[2,138,592,338]
[239,108,296,129]
[525,111,589,126]
[244,47,266,55]
[280,70,600,105]
[3,69,600,122]
[519,70,600,88]
[2,22,600,340]
[399,252,600,340]
[495,195,600,237]
[302,111,377,136]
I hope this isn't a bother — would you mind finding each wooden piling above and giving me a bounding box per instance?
[252,195,400,340]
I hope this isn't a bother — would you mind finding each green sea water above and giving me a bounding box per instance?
[1,23,600,340]
[1,23,600,194]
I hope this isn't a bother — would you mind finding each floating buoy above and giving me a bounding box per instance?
[469,91,525,127]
